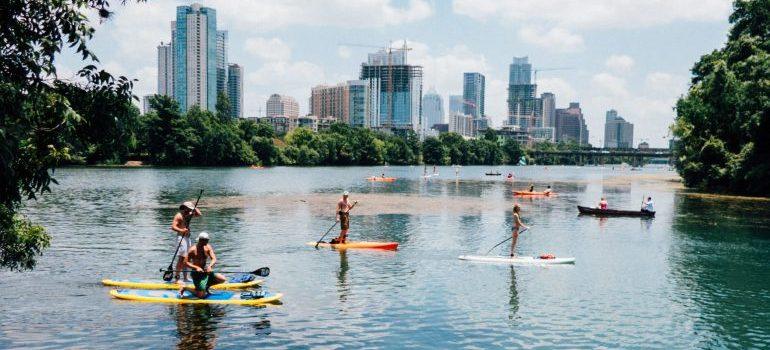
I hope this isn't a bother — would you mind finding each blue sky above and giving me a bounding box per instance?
[57,0,733,147]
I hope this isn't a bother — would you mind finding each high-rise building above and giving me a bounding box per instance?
[227,64,242,118]
[157,42,173,96]
[555,102,589,145]
[421,90,444,131]
[449,113,475,138]
[174,3,218,112]
[216,30,228,98]
[603,109,634,148]
[540,92,556,128]
[359,49,423,131]
[266,94,299,118]
[142,95,153,115]
[348,80,369,128]
[507,56,538,128]
[310,83,349,122]
[448,95,464,115]
[463,72,485,118]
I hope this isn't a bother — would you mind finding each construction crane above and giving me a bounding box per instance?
[338,41,412,127]
[533,67,574,84]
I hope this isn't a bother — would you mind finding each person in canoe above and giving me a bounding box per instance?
[544,185,552,195]
[599,197,608,210]
[171,201,202,282]
[178,232,226,298]
[331,191,354,244]
[642,196,654,212]
[510,204,529,257]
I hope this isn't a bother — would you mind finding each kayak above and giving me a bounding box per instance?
[459,255,575,264]
[110,289,282,305]
[307,241,399,250]
[101,278,262,290]
[366,176,396,182]
[577,205,655,217]
[513,191,553,196]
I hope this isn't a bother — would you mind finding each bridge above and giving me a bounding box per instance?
[528,148,673,166]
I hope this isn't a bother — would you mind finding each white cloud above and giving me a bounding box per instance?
[245,60,326,116]
[337,46,352,59]
[245,37,292,61]
[538,77,578,104]
[452,0,731,29]
[518,27,585,52]
[591,72,629,98]
[605,54,635,74]
[209,0,432,31]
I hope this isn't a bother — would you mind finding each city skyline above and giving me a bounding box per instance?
[53,0,733,147]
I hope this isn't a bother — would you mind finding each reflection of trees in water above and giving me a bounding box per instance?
[172,304,225,350]
[669,194,770,348]
[337,250,350,303]
[508,266,519,322]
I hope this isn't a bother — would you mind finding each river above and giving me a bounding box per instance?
[2,166,769,349]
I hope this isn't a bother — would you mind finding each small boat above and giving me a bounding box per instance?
[459,255,575,265]
[513,191,552,196]
[485,172,501,176]
[577,205,655,217]
[366,176,396,182]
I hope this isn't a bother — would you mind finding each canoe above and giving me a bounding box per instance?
[366,176,396,182]
[513,191,552,196]
[307,241,398,250]
[110,289,282,305]
[577,205,655,217]
[485,172,501,176]
[458,255,575,265]
[101,278,262,290]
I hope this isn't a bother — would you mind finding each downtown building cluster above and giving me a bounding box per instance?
[150,3,243,119]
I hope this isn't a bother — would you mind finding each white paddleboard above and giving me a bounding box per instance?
[459,255,575,265]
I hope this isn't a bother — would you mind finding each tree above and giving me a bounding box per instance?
[1,0,137,270]
[503,139,525,165]
[422,137,449,165]
[672,0,770,195]
[439,132,467,165]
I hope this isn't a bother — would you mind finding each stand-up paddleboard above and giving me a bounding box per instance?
[307,241,398,250]
[109,289,282,305]
[101,278,262,290]
[459,255,575,264]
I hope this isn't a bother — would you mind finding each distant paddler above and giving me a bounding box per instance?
[510,204,529,257]
[330,191,355,244]
[598,197,608,210]
[177,232,226,298]
[544,185,552,195]
[171,200,202,282]
[642,196,654,212]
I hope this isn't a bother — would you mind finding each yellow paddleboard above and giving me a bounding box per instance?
[109,289,282,305]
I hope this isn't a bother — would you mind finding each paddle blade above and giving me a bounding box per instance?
[252,267,270,277]
[162,269,174,282]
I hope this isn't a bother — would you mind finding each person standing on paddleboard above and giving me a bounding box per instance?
[331,191,354,244]
[511,204,529,257]
[171,201,201,282]
[178,232,226,298]
[642,196,654,212]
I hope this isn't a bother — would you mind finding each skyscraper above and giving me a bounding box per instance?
[462,72,485,118]
[507,57,538,128]
[310,81,370,126]
[216,30,228,98]
[348,80,369,127]
[604,109,634,148]
[157,42,173,96]
[448,95,464,115]
[227,64,242,118]
[540,92,556,128]
[174,3,218,112]
[266,94,299,118]
[360,48,423,131]
[421,90,444,130]
[555,102,589,145]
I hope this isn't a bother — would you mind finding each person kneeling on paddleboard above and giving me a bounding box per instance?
[331,191,354,244]
[511,204,529,257]
[178,232,226,298]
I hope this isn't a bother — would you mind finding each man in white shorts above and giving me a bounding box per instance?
[171,201,201,282]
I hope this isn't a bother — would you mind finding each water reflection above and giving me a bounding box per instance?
[172,304,224,350]
[508,266,519,322]
[337,250,350,302]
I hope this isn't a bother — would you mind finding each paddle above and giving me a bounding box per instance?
[161,267,271,277]
[484,227,529,255]
[162,189,203,281]
[314,201,358,248]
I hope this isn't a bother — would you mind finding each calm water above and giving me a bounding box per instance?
[2,166,770,349]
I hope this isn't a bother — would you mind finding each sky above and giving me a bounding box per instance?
[56,0,734,147]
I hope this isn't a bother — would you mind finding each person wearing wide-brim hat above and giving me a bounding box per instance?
[171,201,202,282]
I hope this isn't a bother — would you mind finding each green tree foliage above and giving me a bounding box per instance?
[672,0,770,195]
[503,138,525,164]
[0,0,139,270]
[422,137,450,165]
